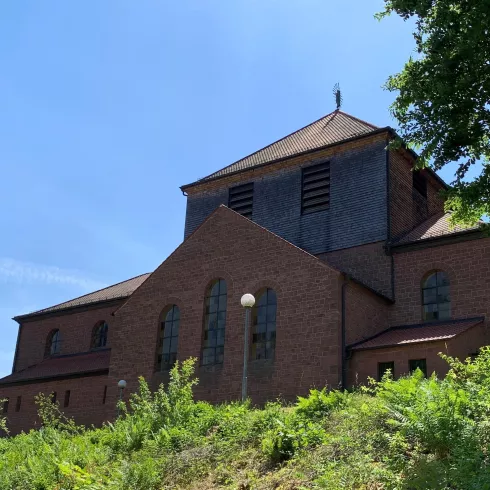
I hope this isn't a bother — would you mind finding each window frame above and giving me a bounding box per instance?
[2,398,9,414]
[409,358,427,377]
[301,161,331,215]
[45,329,61,358]
[413,171,428,198]
[422,270,451,321]
[251,288,277,361]
[64,390,71,408]
[378,361,395,381]
[201,279,227,366]
[156,305,180,372]
[91,321,108,350]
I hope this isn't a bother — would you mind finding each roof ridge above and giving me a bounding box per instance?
[16,272,151,319]
[193,110,340,184]
[337,110,379,130]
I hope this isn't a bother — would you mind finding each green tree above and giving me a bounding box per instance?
[377,1,490,226]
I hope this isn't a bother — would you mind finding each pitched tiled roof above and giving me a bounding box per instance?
[183,110,380,187]
[0,349,110,385]
[15,273,150,320]
[350,317,484,351]
[395,212,482,245]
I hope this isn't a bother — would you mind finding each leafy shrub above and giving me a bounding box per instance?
[296,388,346,420]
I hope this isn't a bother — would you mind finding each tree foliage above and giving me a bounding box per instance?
[377,0,490,226]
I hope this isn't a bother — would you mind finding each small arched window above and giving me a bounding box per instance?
[422,271,451,321]
[45,329,61,357]
[252,288,277,360]
[156,305,180,371]
[202,279,227,366]
[91,321,108,349]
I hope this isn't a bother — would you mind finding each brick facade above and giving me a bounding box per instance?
[2,112,489,435]
[319,241,393,299]
[14,303,119,372]
[1,374,108,435]
[106,206,342,410]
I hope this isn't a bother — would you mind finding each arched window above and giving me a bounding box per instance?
[422,271,451,321]
[202,279,227,366]
[251,288,277,360]
[45,329,61,357]
[156,305,180,371]
[91,321,108,349]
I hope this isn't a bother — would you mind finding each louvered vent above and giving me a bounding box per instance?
[228,182,254,219]
[301,162,330,214]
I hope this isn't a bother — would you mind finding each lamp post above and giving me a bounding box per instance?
[240,293,255,402]
[117,379,127,417]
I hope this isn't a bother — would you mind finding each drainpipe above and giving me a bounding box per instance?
[341,274,348,390]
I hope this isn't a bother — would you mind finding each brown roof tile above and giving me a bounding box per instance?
[15,273,150,320]
[0,349,110,385]
[183,110,379,186]
[395,212,482,245]
[350,317,484,351]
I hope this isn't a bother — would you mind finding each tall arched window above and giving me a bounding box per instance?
[252,288,277,360]
[91,321,108,349]
[422,271,451,320]
[202,279,227,366]
[45,329,61,357]
[156,305,180,371]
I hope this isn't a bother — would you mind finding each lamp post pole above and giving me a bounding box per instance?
[117,379,126,418]
[240,294,255,403]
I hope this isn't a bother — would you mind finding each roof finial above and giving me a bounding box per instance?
[333,83,342,110]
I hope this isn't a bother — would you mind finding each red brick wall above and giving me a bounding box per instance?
[319,241,393,299]
[345,280,391,346]
[389,149,444,239]
[15,303,121,372]
[392,238,490,328]
[106,206,342,409]
[348,322,486,386]
[0,374,109,435]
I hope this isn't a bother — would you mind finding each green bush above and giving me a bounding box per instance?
[3,352,490,488]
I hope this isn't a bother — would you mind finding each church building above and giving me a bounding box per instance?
[1,110,488,434]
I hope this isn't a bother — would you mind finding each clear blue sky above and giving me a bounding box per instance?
[0,1,477,378]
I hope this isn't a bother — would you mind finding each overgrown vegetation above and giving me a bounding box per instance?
[2,353,490,489]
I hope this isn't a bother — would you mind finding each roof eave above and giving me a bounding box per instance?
[12,297,128,324]
[180,127,393,191]
[391,229,485,253]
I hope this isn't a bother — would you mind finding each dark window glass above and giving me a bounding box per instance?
[252,288,277,360]
[228,182,254,219]
[64,390,71,408]
[45,329,61,357]
[202,279,227,365]
[2,398,9,414]
[413,171,427,197]
[92,321,108,349]
[422,271,451,321]
[409,359,427,377]
[378,362,395,381]
[15,396,21,412]
[51,391,57,404]
[301,162,330,214]
[156,305,180,371]
[102,385,107,405]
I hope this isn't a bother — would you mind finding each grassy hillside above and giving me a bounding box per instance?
[2,352,490,490]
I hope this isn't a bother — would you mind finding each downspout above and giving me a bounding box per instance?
[341,274,348,390]
[385,139,396,301]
